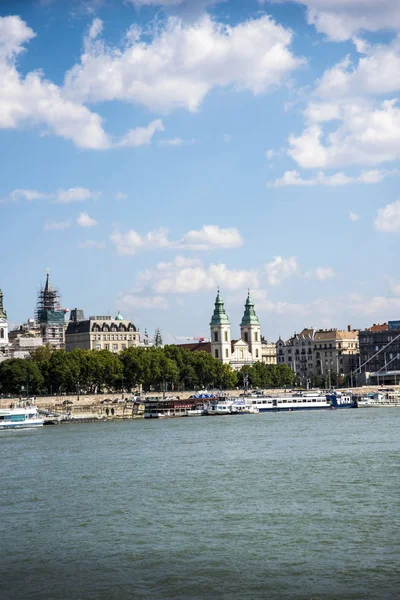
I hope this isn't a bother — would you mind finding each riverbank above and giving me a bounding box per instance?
[1,385,399,422]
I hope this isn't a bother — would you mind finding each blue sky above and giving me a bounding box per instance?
[1,0,400,343]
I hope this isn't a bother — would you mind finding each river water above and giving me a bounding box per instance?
[1,409,399,600]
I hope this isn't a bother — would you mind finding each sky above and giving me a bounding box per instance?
[1,0,400,344]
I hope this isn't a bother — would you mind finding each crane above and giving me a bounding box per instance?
[174,336,211,343]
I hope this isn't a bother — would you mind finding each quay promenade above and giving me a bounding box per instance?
[1,386,399,422]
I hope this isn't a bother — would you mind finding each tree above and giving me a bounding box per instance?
[0,358,44,396]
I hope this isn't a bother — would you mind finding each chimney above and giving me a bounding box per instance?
[347,324,352,332]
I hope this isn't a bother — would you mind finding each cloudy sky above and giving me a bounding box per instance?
[1,0,400,342]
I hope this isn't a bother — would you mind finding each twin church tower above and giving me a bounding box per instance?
[210,289,262,368]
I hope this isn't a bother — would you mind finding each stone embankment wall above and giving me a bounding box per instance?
[1,385,399,418]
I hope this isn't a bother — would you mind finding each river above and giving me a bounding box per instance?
[1,409,399,599]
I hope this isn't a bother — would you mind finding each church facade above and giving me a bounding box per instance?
[209,290,272,371]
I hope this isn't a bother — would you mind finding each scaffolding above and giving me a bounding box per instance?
[35,270,65,349]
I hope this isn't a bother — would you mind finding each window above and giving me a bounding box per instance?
[240,349,244,359]
[0,329,3,339]
[225,349,229,358]
[255,349,259,358]
[121,344,126,350]
[95,344,101,350]
[105,344,110,351]
[214,331,218,343]
[254,332,258,342]
[215,349,219,359]
[113,344,118,353]
[244,332,249,343]
[224,331,228,342]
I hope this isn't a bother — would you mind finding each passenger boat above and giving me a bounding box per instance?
[0,405,44,430]
[243,390,357,412]
[203,398,234,415]
[326,391,358,409]
[202,398,259,415]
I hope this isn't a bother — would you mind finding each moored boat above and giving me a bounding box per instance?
[0,405,44,430]
[242,390,358,412]
[326,391,358,409]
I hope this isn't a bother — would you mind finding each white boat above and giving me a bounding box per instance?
[242,390,357,411]
[203,399,235,415]
[187,407,204,416]
[203,398,259,415]
[0,405,44,430]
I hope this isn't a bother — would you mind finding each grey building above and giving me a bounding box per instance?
[359,322,400,384]
[65,310,140,353]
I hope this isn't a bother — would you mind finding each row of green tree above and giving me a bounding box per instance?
[0,345,297,396]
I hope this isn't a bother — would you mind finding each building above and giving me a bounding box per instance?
[261,338,277,365]
[177,290,273,370]
[276,328,315,379]
[35,270,66,349]
[65,310,140,352]
[314,328,359,378]
[8,319,43,359]
[359,321,400,384]
[0,288,9,358]
[276,326,359,381]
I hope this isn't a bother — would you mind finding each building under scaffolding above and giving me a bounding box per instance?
[35,270,65,349]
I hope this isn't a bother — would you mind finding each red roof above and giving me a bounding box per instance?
[174,342,212,353]
[366,323,389,332]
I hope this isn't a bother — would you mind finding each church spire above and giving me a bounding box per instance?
[210,289,230,326]
[0,288,6,319]
[241,290,259,326]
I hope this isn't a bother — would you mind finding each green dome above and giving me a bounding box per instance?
[241,291,259,326]
[115,311,124,321]
[210,289,230,326]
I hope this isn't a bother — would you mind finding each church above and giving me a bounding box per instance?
[178,290,276,370]
[0,288,9,357]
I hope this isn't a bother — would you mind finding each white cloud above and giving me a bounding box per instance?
[0,15,36,60]
[119,294,169,310]
[77,212,98,227]
[10,189,52,202]
[286,35,400,171]
[0,16,111,149]
[55,187,99,204]
[349,210,360,222]
[178,225,243,250]
[374,199,400,232]
[266,149,276,161]
[314,267,335,281]
[3,186,99,204]
[387,277,400,297]
[78,240,105,249]
[115,192,128,201]
[269,169,397,187]
[137,256,259,294]
[264,0,400,41]
[224,134,232,143]
[304,266,335,281]
[117,119,164,147]
[0,16,166,149]
[315,38,400,99]
[43,219,72,231]
[64,15,304,113]
[110,227,171,255]
[289,100,400,169]
[110,225,244,255]
[158,137,185,147]
[265,256,299,286]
